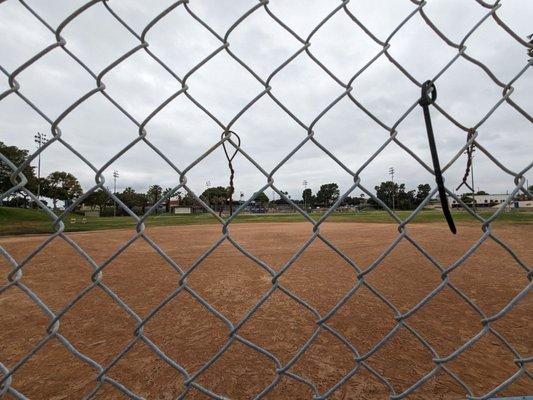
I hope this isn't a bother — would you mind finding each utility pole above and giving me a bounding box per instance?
[34,132,48,203]
[470,149,476,213]
[206,180,211,210]
[113,170,119,217]
[389,167,395,212]
[302,180,308,211]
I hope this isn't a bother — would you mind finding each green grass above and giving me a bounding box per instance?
[1,206,532,236]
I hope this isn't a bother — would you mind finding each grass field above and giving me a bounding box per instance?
[0,221,531,399]
[1,206,532,236]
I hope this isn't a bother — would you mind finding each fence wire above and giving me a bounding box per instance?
[0,0,532,399]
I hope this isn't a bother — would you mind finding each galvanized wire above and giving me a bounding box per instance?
[1,0,532,399]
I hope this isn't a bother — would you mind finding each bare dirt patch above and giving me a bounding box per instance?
[1,222,531,399]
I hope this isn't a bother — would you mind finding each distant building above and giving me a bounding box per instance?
[516,200,533,209]
[79,203,100,211]
[168,197,181,212]
[172,207,191,214]
[447,193,509,208]
[79,203,101,217]
[168,196,206,214]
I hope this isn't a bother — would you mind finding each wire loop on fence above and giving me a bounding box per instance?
[221,130,241,216]
[457,129,477,193]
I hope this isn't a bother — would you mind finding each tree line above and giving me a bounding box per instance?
[85,185,271,216]
[1,142,167,213]
[6,141,511,214]
[1,141,83,209]
[301,181,432,210]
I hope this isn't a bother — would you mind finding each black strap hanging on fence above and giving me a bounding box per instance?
[419,80,457,234]
[221,130,241,216]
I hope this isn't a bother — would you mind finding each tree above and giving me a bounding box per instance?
[374,181,415,210]
[255,192,269,206]
[116,187,137,211]
[343,196,362,206]
[274,190,290,205]
[42,171,82,209]
[162,187,173,212]
[316,183,339,207]
[201,186,229,215]
[180,192,196,207]
[397,186,416,210]
[147,184,163,205]
[146,184,163,214]
[0,141,38,207]
[415,184,431,206]
[302,188,314,208]
[135,193,149,214]
[84,189,110,210]
[476,190,488,195]
[375,181,396,209]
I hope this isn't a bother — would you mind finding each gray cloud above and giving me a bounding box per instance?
[0,0,531,201]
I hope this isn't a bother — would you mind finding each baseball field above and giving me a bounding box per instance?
[1,219,531,399]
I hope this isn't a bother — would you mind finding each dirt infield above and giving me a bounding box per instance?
[1,222,531,399]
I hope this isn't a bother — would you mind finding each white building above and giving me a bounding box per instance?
[518,200,533,209]
[172,207,191,214]
[447,193,509,208]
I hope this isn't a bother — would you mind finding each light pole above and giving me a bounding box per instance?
[34,132,48,203]
[206,180,211,210]
[389,167,395,212]
[113,170,119,193]
[302,180,308,211]
[288,193,295,213]
[113,170,119,216]
[470,149,476,213]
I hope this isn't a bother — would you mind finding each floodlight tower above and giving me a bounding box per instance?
[302,180,308,210]
[34,132,48,201]
[206,181,211,208]
[389,167,395,212]
[113,170,119,216]
[113,170,119,194]
[470,149,476,213]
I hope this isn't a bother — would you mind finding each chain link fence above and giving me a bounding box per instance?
[0,0,532,398]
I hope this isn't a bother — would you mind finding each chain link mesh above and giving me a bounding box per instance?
[1,0,532,398]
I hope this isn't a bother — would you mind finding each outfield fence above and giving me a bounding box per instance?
[0,0,532,399]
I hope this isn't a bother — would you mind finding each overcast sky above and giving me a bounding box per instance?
[1,0,531,201]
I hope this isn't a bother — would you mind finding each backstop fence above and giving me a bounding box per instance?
[0,0,532,399]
